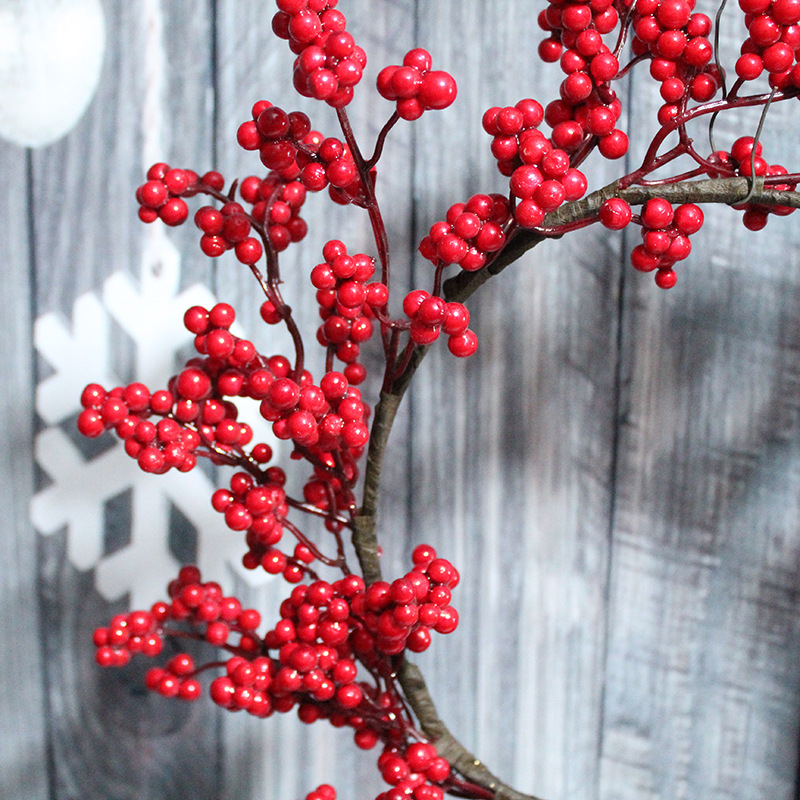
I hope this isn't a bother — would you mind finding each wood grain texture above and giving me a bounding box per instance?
[598,16,800,799]
[4,1,800,800]
[31,2,222,798]
[0,144,49,800]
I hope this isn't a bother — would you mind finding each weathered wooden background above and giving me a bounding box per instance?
[4,1,800,799]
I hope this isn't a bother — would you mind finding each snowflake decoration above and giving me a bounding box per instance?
[31,229,277,607]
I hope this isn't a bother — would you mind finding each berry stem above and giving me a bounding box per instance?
[621,88,797,188]
[365,110,401,170]
[336,107,392,287]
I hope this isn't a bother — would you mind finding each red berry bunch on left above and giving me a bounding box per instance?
[136,163,200,226]
[93,609,163,667]
[271,0,365,107]
[145,654,203,702]
[77,382,202,474]
[93,566,263,666]
[377,48,458,120]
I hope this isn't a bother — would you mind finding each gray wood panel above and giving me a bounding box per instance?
[0,144,49,800]
[599,18,800,800]
[4,2,800,800]
[30,2,222,798]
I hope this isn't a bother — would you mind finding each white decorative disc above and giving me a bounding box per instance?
[0,0,106,148]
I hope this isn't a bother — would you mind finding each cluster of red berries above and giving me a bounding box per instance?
[401,290,478,358]
[145,654,203,701]
[348,545,460,658]
[536,2,628,158]
[630,0,720,123]
[270,0,365,107]
[482,100,591,226]
[194,200,264,264]
[192,170,310,260]
[376,743,451,800]
[418,193,509,271]
[483,101,590,228]
[94,566,262,669]
[246,173,309,250]
[309,240,385,384]
[211,469,292,569]
[77,381,203,474]
[258,368,370,455]
[250,579,367,712]
[135,163,202,226]
[483,98,547,175]
[209,655,281,717]
[237,102,366,205]
[377,48,458,120]
[164,566,262,647]
[79,302,295,473]
[708,136,796,229]
[630,198,704,288]
[735,0,800,87]
[93,609,163,667]
[209,643,364,722]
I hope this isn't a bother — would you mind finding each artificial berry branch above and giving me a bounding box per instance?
[78,0,800,798]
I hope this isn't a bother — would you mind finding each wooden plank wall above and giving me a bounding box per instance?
[3,1,800,799]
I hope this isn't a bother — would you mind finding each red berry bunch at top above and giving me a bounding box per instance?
[734,0,800,87]
[629,0,720,125]
[271,0,366,107]
[628,198,704,288]
[237,102,313,175]
[418,193,510,272]
[483,101,589,229]
[310,240,385,385]
[136,163,201,226]
[402,290,478,358]
[377,48,458,120]
[536,1,628,158]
